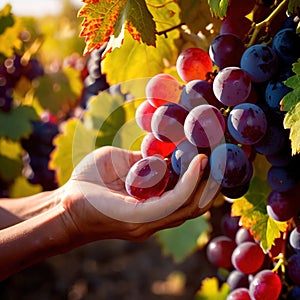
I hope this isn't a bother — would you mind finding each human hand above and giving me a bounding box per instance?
[60,146,217,245]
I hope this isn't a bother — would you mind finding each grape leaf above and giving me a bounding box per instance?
[34,67,83,114]
[102,0,180,84]
[9,176,42,198]
[0,4,23,57]
[288,0,300,15]
[282,59,300,155]
[49,118,97,186]
[84,91,144,149]
[78,0,156,55]
[207,0,229,18]
[155,215,210,262]
[0,106,38,141]
[194,277,229,300]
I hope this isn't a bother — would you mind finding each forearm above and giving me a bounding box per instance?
[0,204,77,281]
[0,189,61,229]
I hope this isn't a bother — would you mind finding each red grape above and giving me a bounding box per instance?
[145,73,181,108]
[176,48,213,82]
[227,288,251,300]
[135,100,157,132]
[125,156,170,201]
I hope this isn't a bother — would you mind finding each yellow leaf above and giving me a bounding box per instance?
[9,176,42,198]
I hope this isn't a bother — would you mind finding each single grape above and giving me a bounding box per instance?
[176,48,213,82]
[151,102,188,143]
[249,270,282,300]
[227,270,249,290]
[235,227,255,245]
[171,139,199,176]
[266,144,292,167]
[145,73,181,108]
[272,28,300,65]
[289,226,300,251]
[212,67,252,106]
[231,241,265,274]
[226,288,251,300]
[287,286,300,300]
[140,132,176,158]
[22,57,44,80]
[179,79,222,111]
[206,235,236,269]
[220,211,240,239]
[210,143,253,188]
[220,16,252,41]
[125,156,170,201]
[221,181,250,199]
[227,103,267,145]
[267,165,297,193]
[184,104,226,148]
[265,79,292,114]
[209,34,245,69]
[267,189,300,222]
[135,100,157,132]
[240,44,278,82]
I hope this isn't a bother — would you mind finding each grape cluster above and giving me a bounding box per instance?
[0,54,44,112]
[125,1,300,298]
[21,119,59,191]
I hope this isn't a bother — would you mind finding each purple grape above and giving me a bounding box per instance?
[179,80,222,111]
[227,270,249,290]
[210,143,253,188]
[151,102,188,143]
[213,67,252,106]
[240,44,278,82]
[289,226,300,251]
[209,33,245,69]
[227,103,267,145]
[235,227,255,244]
[288,253,300,285]
[184,104,226,148]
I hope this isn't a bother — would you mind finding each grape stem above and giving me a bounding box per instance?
[247,0,289,47]
[156,23,185,37]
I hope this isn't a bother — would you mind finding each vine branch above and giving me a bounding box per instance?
[156,23,185,37]
[247,0,289,47]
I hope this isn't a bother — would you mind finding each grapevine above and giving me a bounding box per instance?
[1,0,300,299]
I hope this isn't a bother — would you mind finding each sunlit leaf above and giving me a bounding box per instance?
[208,0,229,18]
[49,118,97,186]
[156,216,210,262]
[0,4,23,57]
[194,277,229,300]
[34,67,83,114]
[78,0,156,55]
[0,106,38,141]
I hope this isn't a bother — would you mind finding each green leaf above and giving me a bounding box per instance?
[34,67,83,114]
[84,91,145,149]
[208,0,229,18]
[78,0,156,55]
[284,105,300,155]
[231,155,289,252]
[0,106,38,141]
[194,277,229,300]
[155,215,210,262]
[9,176,42,198]
[0,4,23,57]
[0,155,22,183]
[50,118,97,186]
[102,0,180,84]
[288,0,300,15]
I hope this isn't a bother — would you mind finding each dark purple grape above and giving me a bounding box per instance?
[267,165,298,192]
[220,211,240,239]
[179,80,222,110]
[240,44,278,82]
[267,189,300,222]
[22,58,44,80]
[209,33,245,69]
[227,103,267,145]
[287,286,300,300]
[221,180,250,199]
[272,28,300,65]
[171,139,199,176]
[265,79,292,114]
[288,253,300,285]
[210,143,253,188]
[206,235,236,269]
[227,270,249,290]
[266,144,292,167]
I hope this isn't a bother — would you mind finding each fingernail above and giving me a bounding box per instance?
[201,157,208,171]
